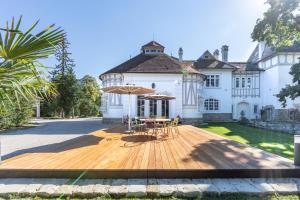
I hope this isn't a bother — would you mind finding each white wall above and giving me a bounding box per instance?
[260,53,300,109]
[232,97,261,119]
[201,69,233,114]
[102,73,184,119]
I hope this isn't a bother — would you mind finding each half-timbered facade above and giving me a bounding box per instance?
[99,41,300,122]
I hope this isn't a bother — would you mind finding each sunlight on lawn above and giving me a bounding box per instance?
[204,126,250,144]
[200,123,294,160]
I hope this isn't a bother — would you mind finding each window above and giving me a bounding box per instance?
[145,50,149,52]
[149,100,157,117]
[254,104,258,114]
[151,83,155,89]
[137,96,145,117]
[206,76,210,87]
[204,99,219,111]
[162,100,169,118]
[235,78,240,88]
[205,75,220,87]
[150,49,156,52]
[242,78,245,88]
[289,110,296,121]
[247,78,251,88]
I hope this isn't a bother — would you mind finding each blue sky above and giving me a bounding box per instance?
[2,0,267,80]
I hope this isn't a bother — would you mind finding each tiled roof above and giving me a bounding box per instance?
[193,50,238,70]
[248,42,300,63]
[100,53,202,78]
[141,41,165,49]
[229,62,263,72]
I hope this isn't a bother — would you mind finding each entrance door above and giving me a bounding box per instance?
[161,100,169,118]
[149,100,157,118]
[236,102,250,119]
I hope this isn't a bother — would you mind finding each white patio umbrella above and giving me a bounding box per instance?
[101,84,154,132]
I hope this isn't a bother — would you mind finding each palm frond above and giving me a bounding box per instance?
[0,16,64,107]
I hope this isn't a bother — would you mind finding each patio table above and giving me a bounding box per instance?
[139,118,171,136]
[139,118,171,122]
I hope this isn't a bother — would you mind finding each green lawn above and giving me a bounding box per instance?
[199,122,294,160]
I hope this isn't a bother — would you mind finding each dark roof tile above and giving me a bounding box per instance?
[100,53,202,78]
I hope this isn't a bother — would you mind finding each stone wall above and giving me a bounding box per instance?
[182,118,203,125]
[203,113,232,122]
[251,121,300,134]
[261,106,300,122]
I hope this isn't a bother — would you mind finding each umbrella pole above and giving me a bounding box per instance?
[128,94,131,132]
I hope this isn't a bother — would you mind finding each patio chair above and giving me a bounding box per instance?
[132,118,146,134]
[169,117,180,137]
[153,121,164,136]
[122,115,129,126]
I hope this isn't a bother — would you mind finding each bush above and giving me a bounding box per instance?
[0,98,34,129]
[239,110,249,125]
[78,98,99,117]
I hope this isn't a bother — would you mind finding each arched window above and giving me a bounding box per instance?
[204,99,219,111]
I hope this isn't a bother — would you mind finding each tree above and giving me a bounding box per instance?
[77,75,101,117]
[251,0,300,108]
[276,59,300,107]
[0,16,64,128]
[251,0,300,48]
[50,38,79,118]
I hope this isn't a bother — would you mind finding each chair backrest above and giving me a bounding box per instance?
[173,117,179,126]
[123,115,128,124]
[134,119,140,125]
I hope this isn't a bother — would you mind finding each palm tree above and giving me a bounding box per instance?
[0,16,65,105]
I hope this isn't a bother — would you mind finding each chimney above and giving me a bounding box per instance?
[178,47,183,62]
[221,45,229,62]
[213,49,219,59]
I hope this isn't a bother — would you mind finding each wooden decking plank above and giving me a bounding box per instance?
[0,124,295,178]
[182,125,246,169]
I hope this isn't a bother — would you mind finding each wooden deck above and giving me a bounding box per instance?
[0,125,299,178]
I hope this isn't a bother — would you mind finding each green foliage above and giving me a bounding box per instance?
[0,96,34,129]
[41,74,101,118]
[251,0,300,48]
[0,16,64,105]
[0,16,64,128]
[276,62,300,107]
[49,38,80,118]
[77,75,101,117]
[199,122,294,160]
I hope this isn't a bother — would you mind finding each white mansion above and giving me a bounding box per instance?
[99,41,300,123]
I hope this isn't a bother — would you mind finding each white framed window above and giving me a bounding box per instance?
[149,100,157,117]
[254,104,258,114]
[235,78,240,88]
[204,99,219,111]
[137,96,145,117]
[247,78,251,88]
[241,77,245,88]
[205,75,220,88]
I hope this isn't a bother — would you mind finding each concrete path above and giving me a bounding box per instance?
[0,118,108,160]
[0,178,299,198]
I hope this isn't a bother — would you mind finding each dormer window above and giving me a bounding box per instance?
[141,41,165,55]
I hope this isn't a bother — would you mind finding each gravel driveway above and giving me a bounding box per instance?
[0,118,109,160]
